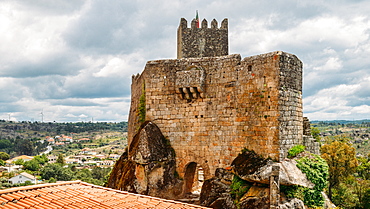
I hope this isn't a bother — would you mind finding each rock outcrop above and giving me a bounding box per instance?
[200,150,334,209]
[231,150,314,188]
[238,186,270,209]
[278,198,305,209]
[107,121,182,199]
[199,168,236,209]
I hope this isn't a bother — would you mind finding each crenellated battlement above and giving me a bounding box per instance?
[178,18,228,29]
[177,18,228,58]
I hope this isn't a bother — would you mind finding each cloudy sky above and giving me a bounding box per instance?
[1,0,369,122]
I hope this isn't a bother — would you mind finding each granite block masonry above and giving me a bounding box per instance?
[128,18,314,181]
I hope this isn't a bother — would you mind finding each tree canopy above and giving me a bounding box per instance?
[321,136,358,200]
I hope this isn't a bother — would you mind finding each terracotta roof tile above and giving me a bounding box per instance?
[0,181,210,208]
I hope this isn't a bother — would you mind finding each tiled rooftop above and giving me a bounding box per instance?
[0,181,210,208]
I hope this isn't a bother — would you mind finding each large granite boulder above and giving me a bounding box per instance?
[238,186,270,209]
[107,121,182,199]
[199,168,236,209]
[231,150,314,188]
[278,198,305,209]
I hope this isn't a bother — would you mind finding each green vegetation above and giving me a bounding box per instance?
[311,127,321,142]
[0,152,10,160]
[0,120,128,157]
[282,154,328,208]
[230,175,252,206]
[40,164,111,186]
[321,136,358,199]
[287,145,305,158]
[311,122,369,208]
[56,154,65,165]
[311,120,369,156]
[138,82,146,124]
[297,155,328,207]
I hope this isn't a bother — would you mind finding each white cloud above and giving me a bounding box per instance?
[93,53,145,78]
[313,57,342,71]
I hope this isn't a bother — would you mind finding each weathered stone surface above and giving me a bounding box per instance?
[177,18,228,59]
[245,159,315,188]
[107,121,182,199]
[199,168,236,209]
[209,196,236,209]
[129,121,174,164]
[231,150,272,178]
[106,152,137,192]
[278,198,305,209]
[303,136,320,155]
[232,150,314,188]
[238,186,270,209]
[322,192,336,209]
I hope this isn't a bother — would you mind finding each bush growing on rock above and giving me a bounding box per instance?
[287,145,305,158]
[282,153,329,208]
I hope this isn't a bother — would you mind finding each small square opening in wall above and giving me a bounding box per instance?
[200,115,203,118]
[248,65,252,72]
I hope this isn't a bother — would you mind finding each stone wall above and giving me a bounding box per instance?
[302,117,320,155]
[128,51,303,178]
[177,18,228,59]
[303,117,311,136]
[277,53,303,160]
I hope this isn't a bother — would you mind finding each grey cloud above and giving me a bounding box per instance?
[1,54,83,78]
[65,76,129,99]
[63,1,142,54]
[48,99,103,107]
[9,0,85,15]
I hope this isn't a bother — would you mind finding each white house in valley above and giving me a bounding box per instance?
[9,172,37,184]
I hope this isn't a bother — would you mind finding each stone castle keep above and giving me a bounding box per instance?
[126,18,318,192]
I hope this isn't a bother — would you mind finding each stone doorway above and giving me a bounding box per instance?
[183,162,204,195]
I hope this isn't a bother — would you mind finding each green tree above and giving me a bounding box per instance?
[311,127,321,142]
[363,188,370,209]
[75,168,92,180]
[0,152,10,160]
[0,159,5,166]
[41,164,73,181]
[321,136,358,200]
[352,179,370,208]
[15,138,34,156]
[0,139,11,149]
[33,154,48,165]
[13,159,24,165]
[357,154,370,180]
[23,159,40,171]
[56,154,65,165]
[91,167,111,183]
[48,177,57,183]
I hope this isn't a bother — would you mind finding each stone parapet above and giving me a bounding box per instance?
[303,136,320,155]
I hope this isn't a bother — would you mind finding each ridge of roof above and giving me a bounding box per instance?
[0,180,210,208]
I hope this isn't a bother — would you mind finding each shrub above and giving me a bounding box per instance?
[287,145,305,158]
[282,154,328,208]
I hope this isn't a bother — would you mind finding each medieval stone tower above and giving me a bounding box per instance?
[177,18,228,58]
[127,18,317,193]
